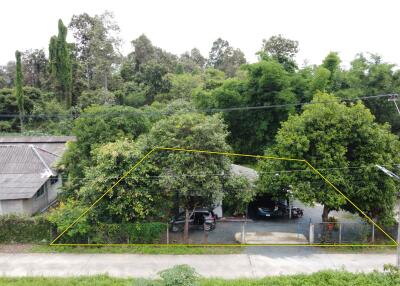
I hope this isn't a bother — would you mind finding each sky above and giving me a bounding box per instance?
[1,0,400,67]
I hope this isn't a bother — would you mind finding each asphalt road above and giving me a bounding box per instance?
[0,252,395,278]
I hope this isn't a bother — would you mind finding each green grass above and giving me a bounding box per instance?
[0,271,398,286]
[30,244,244,254]
[320,244,397,254]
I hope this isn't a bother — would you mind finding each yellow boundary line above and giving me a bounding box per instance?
[50,147,398,247]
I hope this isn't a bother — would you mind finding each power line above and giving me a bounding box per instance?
[0,93,396,119]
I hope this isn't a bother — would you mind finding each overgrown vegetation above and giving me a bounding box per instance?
[0,270,399,285]
[1,11,399,242]
[0,215,52,243]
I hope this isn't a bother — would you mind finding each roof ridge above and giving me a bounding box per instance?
[29,145,55,176]
[34,146,60,158]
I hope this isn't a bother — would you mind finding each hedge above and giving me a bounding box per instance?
[0,215,165,245]
[0,215,52,243]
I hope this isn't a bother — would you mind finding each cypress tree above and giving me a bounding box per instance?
[48,20,72,108]
[15,50,24,131]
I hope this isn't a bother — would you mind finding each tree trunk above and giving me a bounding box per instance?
[322,205,330,222]
[104,73,108,91]
[184,208,190,244]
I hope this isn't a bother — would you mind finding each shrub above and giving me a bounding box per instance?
[0,215,52,243]
[159,264,199,286]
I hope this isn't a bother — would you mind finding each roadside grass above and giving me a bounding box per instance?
[0,271,398,286]
[319,243,397,254]
[30,244,244,254]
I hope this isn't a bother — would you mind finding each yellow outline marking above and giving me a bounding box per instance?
[51,147,398,247]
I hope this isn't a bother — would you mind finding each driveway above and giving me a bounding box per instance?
[169,200,362,245]
[0,252,395,278]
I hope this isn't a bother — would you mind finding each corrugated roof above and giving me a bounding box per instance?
[0,145,60,200]
[0,136,75,156]
[0,136,76,143]
[0,174,49,200]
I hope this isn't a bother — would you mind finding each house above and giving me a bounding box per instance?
[0,136,75,215]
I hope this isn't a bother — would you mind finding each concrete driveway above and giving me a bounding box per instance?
[169,200,362,245]
[0,252,395,278]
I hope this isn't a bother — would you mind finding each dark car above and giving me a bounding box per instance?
[256,202,303,219]
[170,208,216,232]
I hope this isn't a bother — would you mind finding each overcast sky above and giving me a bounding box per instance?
[1,0,400,67]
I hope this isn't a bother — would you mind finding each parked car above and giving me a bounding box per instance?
[170,208,216,232]
[256,202,303,219]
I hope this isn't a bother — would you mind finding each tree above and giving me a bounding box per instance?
[0,62,16,89]
[21,49,48,88]
[49,19,73,108]
[260,34,299,71]
[257,92,400,225]
[208,38,246,77]
[69,12,121,90]
[337,53,400,135]
[145,113,232,242]
[178,48,206,73]
[199,60,296,156]
[131,34,155,69]
[62,105,151,195]
[15,51,24,131]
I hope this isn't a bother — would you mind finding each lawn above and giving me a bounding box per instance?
[30,244,244,254]
[0,271,398,286]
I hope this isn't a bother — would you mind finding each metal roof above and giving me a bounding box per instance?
[0,145,60,200]
[230,164,259,182]
[0,136,76,143]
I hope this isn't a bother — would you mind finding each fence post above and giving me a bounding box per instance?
[309,223,314,244]
[241,220,245,244]
[339,223,342,244]
[371,223,375,244]
[166,222,169,245]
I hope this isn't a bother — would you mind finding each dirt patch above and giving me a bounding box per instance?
[0,244,33,253]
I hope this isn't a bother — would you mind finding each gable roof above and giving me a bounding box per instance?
[0,145,60,200]
[0,136,76,156]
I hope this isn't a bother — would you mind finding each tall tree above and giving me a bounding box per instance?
[14,51,24,131]
[257,93,400,225]
[69,12,121,90]
[145,113,232,242]
[49,19,73,108]
[260,34,299,71]
[208,38,246,77]
[22,49,48,88]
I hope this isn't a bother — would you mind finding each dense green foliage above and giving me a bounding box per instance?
[49,20,73,108]
[159,264,199,286]
[1,11,400,239]
[0,215,52,243]
[0,270,399,286]
[14,50,24,130]
[257,93,400,224]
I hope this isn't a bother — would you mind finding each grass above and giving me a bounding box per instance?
[30,244,244,254]
[0,271,398,286]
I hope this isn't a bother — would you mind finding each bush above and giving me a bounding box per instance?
[0,215,52,243]
[159,264,199,286]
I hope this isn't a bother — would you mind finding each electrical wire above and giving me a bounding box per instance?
[0,93,396,119]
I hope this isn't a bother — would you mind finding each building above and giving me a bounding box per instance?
[0,136,75,215]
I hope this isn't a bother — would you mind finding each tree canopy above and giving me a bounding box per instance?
[257,92,400,225]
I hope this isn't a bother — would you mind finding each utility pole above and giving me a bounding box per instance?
[388,94,400,268]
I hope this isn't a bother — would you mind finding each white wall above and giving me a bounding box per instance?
[0,200,24,215]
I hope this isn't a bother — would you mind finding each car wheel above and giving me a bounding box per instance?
[204,224,211,231]
[171,225,180,232]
